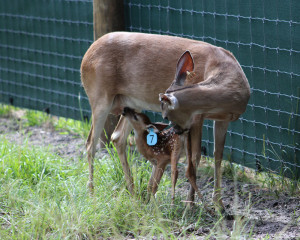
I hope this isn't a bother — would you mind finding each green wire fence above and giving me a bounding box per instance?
[0,0,299,178]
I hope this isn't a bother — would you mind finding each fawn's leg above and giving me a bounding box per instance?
[170,137,182,204]
[147,162,167,198]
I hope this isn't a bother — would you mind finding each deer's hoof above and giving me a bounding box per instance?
[87,181,94,195]
[184,200,195,210]
[223,211,235,220]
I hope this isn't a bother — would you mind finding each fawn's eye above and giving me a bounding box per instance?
[133,115,138,121]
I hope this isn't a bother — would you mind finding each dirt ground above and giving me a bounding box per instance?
[0,113,299,240]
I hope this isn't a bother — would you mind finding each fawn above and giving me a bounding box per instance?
[122,107,203,203]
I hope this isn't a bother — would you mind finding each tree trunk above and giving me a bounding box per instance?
[93,0,124,146]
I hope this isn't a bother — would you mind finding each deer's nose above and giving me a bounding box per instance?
[163,116,168,120]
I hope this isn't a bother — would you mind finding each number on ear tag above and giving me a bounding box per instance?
[147,128,157,146]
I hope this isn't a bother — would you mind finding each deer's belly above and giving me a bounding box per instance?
[111,95,161,115]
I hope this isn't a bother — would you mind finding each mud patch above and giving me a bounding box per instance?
[0,116,85,161]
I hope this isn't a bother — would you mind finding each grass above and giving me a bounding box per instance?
[0,103,91,139]
[0,105,212,239]
[0,104,299,239]
[0,104,12,116]
[0,136,221,239]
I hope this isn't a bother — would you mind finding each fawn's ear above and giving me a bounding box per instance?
[146,124,160,133]
[152,122,169,131]
[159,93,179,110]
[175,50,194,86]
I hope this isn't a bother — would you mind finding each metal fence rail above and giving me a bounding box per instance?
[0,0,299,178]
[124,0,300,178]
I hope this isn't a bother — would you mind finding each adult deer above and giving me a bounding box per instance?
[159,50,250,210]
[81,32,250,212]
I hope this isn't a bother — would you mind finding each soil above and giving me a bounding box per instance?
[0,113,299,240]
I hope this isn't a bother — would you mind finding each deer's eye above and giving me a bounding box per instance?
[133,115,138,121]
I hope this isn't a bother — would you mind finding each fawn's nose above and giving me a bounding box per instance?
[122,107,130,115]
[122,107,136,116]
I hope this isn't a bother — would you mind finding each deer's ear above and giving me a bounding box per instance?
[175,51,194,86]
[159,93,171,104]
[159,93,178,110]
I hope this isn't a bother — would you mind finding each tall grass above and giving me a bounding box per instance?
[1,104,297,239]
[0,104,13,116]
[0,136,221,239]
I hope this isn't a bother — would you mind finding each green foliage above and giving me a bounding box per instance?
[52,116,91,139]
[0,104,13,116]
[0,137,87,239]
[0,104,91,139]
[0,137,218,239]
[23,110,51,127]
[0,105,299,238]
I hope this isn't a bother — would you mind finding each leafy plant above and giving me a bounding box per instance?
[0,104,14,116]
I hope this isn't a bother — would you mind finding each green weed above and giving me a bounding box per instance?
[0,137,223,239]
[260,135,300,196]
[0,104,14,116]
[2,104,292,239]
[23,110,51,127]
[0,103,90,138]
[52,116,90,139]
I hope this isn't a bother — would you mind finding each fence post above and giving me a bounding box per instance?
[93,0,124,146]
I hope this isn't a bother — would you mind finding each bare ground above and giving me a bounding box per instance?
[0,113,299,240]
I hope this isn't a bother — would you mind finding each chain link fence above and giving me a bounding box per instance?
[124,0,299,179]
[0,0,92,120]
[0,0,299,178]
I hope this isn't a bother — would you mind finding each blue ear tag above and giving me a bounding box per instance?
[147,128,157,146]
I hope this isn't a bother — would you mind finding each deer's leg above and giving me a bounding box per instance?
[100,114,120,148]
[186,115,204,204]
[213,120,229,211]
[111,116,135,195]
[86,123,95,193]
[185,131,203,204]
[86,104,111,193]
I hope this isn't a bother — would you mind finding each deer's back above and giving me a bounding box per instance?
[81,32,248,112]
[81,32,239,90]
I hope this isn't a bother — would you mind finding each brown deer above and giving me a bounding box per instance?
[122,107,203,203]
[80,32,250,213]
[159,51,250,211]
